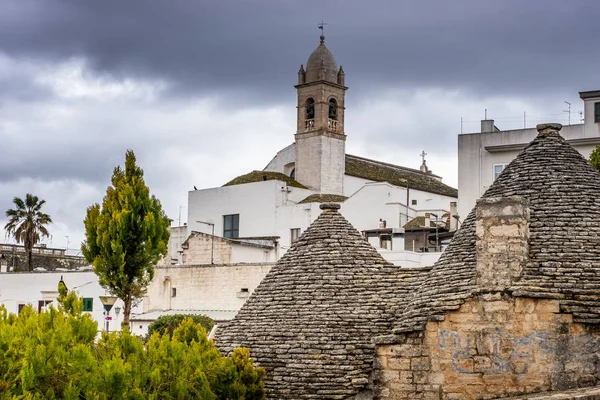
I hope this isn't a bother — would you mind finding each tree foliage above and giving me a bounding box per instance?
[590,145,600,172]
[147,314,215,339]
[0,293,265,399]
[82,150,170,329]
[4,193,52,271]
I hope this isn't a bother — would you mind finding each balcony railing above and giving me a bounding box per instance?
[328,119,338,131]
[305,119,315,130]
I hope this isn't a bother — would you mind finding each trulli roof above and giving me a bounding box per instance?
[394,124,600,333]
[217,203,428,399]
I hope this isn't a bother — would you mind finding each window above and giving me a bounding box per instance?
[305,98,315,119]
[223,214,239,238]
[493,164,507,181]
[171,288,177,298]
[38,300,53,313]
[328,98,337,119]
[291,228,301,243]
[411,199,417,206]
[18,304,25,314]
[83,298,93,312]
[595,102,600,123]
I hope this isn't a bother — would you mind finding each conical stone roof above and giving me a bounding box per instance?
[394,124,600,333]
[217,203,428,399]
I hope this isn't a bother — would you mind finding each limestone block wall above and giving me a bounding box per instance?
[377,295,600,400]
[182,235,232,265]
[144,263,274,313]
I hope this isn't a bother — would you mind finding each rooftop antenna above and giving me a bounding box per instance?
[563,101,571,125]
[317,20,327,36]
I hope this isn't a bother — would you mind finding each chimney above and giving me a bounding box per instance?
[449,202,458,231]
[481,119,496,133]
[537,123,562,135]
[475,196,529,292]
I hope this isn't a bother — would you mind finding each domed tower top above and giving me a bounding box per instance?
[305,35,338,84]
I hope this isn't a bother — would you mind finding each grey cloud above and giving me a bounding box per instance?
[1,0,599,104]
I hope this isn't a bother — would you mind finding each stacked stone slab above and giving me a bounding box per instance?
[217,203,428,399]
[394,123,600,333]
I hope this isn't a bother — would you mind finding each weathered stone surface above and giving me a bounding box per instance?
[378,295,600,399]
[394,128,600,333]
[216,203,429,399]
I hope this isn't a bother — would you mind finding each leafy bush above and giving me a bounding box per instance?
[147,313,215,339]
[0,292,265,399]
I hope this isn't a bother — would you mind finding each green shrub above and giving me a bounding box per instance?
[147,313,215,339]
[0,292,264,399]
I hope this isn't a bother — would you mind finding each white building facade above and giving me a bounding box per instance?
[0,270,132,333]
[458,90,600,220]
[185,35,458,267]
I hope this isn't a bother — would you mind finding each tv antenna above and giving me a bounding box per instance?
[563,101,571,125]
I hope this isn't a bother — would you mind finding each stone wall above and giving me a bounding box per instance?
[376,294,600,400]
[144,263,274,313]
[181,233,233,264]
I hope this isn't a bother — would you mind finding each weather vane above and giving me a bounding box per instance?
[318,20,327,36]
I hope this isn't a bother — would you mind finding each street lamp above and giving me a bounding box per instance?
[99,295,118,333]
[196,220,215,264]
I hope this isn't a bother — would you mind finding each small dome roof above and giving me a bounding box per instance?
[305,35,338,84]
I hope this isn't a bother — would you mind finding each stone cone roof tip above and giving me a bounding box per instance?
[394,123,600,333]
[217,203,428,398]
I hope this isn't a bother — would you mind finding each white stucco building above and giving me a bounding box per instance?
[184,34,458,267]
[0,270,132,333]
[458,90,600,220]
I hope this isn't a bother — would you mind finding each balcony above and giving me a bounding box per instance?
[328,119,338,131]
[305,119,315,130]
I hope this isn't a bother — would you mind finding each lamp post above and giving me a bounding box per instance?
[196,220,215,264]
[99,295,118,333]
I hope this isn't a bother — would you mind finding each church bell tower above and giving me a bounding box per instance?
[295,34,348,195]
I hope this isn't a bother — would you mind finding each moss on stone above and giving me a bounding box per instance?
[223,171,307,189]
[298,194,348,204]
[345,155,458,198]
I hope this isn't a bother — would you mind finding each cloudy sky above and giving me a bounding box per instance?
[1,0,599,252]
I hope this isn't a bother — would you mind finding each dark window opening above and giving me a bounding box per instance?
[172,288,177,298]
[223,214,240,238]
[291,228,301,243]
[241,288,249,293]
[305,98,315,119]
[83,298,93,312]
[18,304,25,314]
[411,199,417,206]
[38,300,53,313]
[595,102,600,123]
[328,98,337,120]
[290,168,295,178]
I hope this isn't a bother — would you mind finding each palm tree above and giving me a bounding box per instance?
[4,194,52,271]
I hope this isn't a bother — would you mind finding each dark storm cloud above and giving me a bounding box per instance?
[2,0,599,104]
